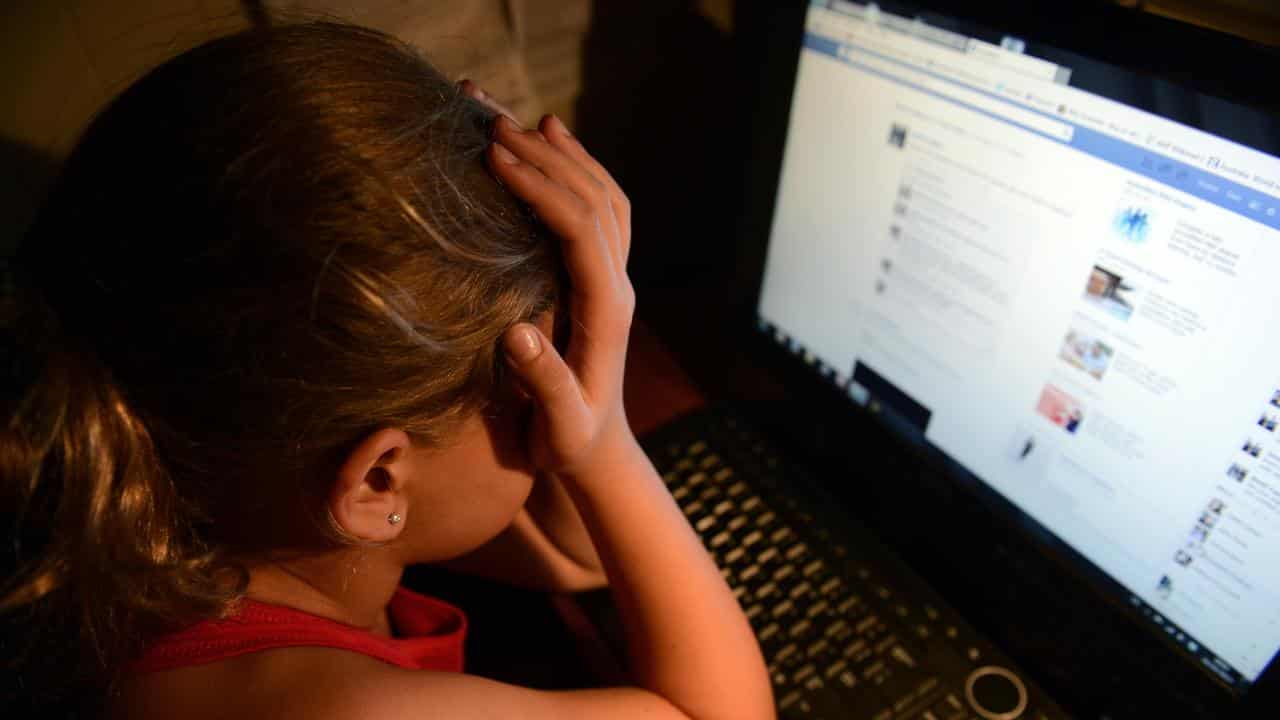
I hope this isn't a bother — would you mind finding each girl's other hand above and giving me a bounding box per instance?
[485,112,636,484]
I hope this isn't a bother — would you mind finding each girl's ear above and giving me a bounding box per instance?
[329,428,413,542]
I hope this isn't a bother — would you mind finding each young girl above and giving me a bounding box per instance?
[1,21,771,719]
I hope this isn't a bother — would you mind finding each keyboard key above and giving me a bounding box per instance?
[713,500,734,516]
[856,615,880,635]
[823,658,848,679]
[726,481,748,497]
[757,582,779,600]
[778,690,805,712]
[890,645,917,668]
[713,467,734,482]
[759,623,781,642]
[698,486,722,502]
[789,619,813,639]
[793,663,817,683]
[671,486,690,501]
[807,638,830,658]
[709,531,731,548]
[844,639,872,663]
[772,599,796,619]
[682,501,704,518]
[802,559,825,577]
[773,565,796,582]
[740,496,763,512]
[756,510,777,527]
[740,564,762,583]
[694,515,716,533]
[805,600,830,619]
[837,595,861,614]
[742,530,764,548]
[874,635,898,655]
[825,620,851,639]
[776,643,800,664]
[724,546,746,565]
[687,471,708,488]
[785,542,809,561]
[699,454,721,469]
[745,604,765,622]
[727,515,749,532]
[771,527,794,544]
[819,577,843,596]
[789,581,813,600]
[758,547,780,565]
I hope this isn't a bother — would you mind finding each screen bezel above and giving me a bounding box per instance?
[731,0,1280,715]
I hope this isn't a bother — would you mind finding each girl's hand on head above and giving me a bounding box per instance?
[487,113,636,483]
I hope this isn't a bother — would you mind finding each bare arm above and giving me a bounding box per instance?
[436,113,770,719]
[438,471,606,592]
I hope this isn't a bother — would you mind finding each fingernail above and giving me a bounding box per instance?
[492,142,518,165]
[505,326,542,363]
[552,114,572,137]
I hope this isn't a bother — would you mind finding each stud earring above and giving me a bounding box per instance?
[387,512,402,525]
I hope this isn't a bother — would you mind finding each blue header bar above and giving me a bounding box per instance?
[802,32,1280,233]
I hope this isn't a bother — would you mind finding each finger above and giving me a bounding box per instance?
[458,79,518,123]
[503,323,591,432]
[494,116,613,223]
[537,116,626,271]
[540,115,631,261]
[487,140,611,297]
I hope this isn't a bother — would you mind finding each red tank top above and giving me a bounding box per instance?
[131,587,467,673]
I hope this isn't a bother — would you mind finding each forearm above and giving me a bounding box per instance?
[562,434,774,720]
[437,508,606,591]
[526,470,604,574]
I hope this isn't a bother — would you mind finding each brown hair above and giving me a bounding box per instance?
[0,21,559,687]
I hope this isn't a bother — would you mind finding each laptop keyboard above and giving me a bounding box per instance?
[648,410,1066,720]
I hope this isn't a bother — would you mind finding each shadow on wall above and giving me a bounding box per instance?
[574,0,740,294]
[0,137,60,257]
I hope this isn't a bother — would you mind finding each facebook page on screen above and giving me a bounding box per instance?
[758,1,1280,686]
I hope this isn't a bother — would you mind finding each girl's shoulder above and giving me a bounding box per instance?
[119,644,425,720]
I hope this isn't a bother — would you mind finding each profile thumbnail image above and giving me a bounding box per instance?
[1227,463,1249,482]
[1083,265,1140,321]
[1258,412,1278,433]
[1242,439,1263,458]
[1035,383,1084,434]
[887,123,908,149]
[1058,328,1115,381]
[1113,205,1153,244]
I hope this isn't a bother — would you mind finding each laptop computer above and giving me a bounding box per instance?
[607,1,1280,718]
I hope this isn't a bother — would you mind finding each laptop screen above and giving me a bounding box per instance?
[756,0,1280,691]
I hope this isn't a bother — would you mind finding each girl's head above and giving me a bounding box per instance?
[2,21,559,671]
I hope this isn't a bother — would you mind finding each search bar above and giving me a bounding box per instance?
[836,43,1075,142]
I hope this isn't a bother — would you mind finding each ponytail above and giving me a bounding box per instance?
[0,271,239,689]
